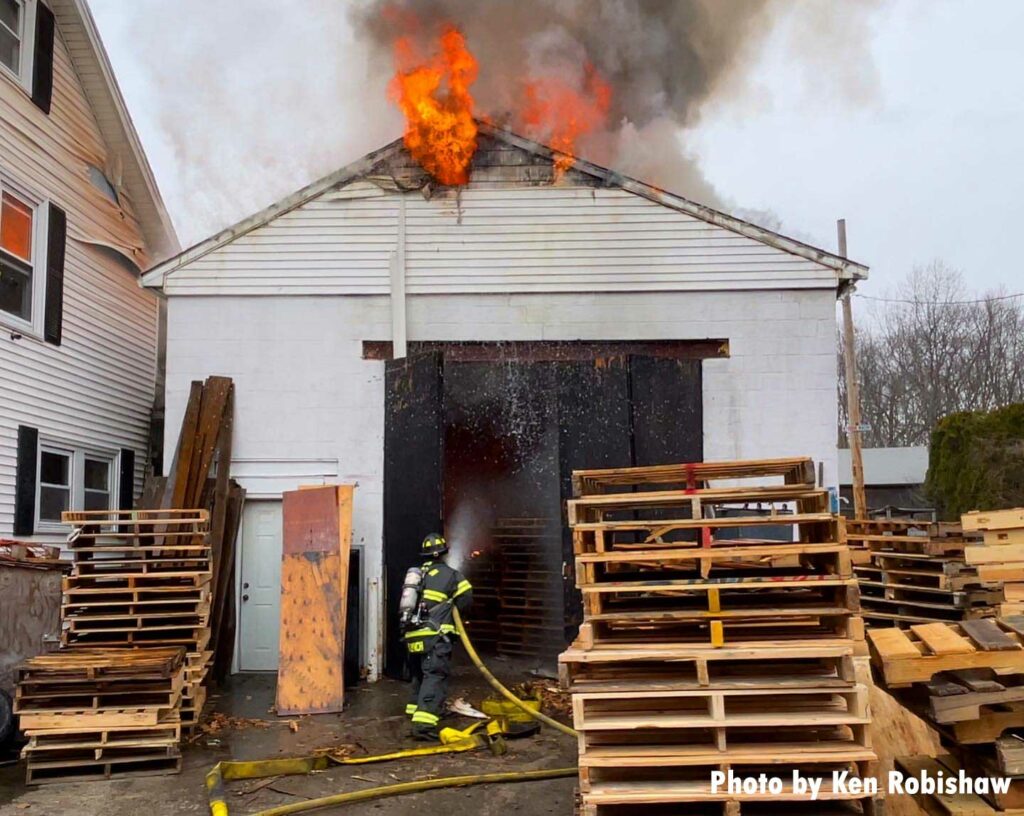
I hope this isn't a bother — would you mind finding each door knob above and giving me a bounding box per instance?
[243,582,250,589]
[242,594,250,602]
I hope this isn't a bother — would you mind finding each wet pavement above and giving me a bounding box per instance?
[0,657,578,816]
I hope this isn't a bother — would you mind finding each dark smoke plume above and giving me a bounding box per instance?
[100,0,879,244]
[354,0,880,206]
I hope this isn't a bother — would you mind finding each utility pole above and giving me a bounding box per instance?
[838,219,867,518]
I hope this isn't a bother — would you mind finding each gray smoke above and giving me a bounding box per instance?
[354,0,880,207]
[96,0,880,245]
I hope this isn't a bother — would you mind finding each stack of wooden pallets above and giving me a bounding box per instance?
[14,648,185,784]
[850,520,997,627]
[59,509,213,730]
[559,457,879,816]
[870,619,1024,813]
[962,509,1024,619]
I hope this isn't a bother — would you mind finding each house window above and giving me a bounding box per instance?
[38,446,71,522]
[0,189,34,321]
[0,0,35,90]
[36,443,118,528]
[0,178,48,336]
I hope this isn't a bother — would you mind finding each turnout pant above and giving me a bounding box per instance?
[406,638,452,729]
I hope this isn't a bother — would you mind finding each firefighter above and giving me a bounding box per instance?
[403,532,473,740]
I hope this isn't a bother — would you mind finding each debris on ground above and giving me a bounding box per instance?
[200,712,274,735]
[522,681,572,719]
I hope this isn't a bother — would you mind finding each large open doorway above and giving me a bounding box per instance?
[381,341,715,677]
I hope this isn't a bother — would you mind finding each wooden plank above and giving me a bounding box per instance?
[910,623,977,656]
[275,485,352,715]
[962,509,1024,532]
[965,544,1024,565]
[960,618,1022,652]
[868,627,921,659]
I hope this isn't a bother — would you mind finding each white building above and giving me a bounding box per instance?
[1,0,176,541]
[141,124,867,679]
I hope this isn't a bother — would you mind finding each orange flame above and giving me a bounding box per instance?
[389,27,479,186]
[519,64,612,180]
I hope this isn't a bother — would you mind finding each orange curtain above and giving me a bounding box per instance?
[1,192,33,262]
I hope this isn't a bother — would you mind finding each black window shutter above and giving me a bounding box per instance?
[14,426,39,536]
[44,204,66,345]
[118,448,135,510]
[31,2,55,115]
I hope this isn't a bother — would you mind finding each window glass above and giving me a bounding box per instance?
[0,190,33,322]
[40,450,69,485]
[1,192,33,262]
[83,458,111,512]
[0,0,20,73]
[84,459,109,491]
[0,0,19,32]
[39,449,71,523]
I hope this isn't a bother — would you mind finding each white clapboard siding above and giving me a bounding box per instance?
[162,181,837,296]
[0,25,158,537]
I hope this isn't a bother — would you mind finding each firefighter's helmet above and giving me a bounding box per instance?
[421,532,448,557]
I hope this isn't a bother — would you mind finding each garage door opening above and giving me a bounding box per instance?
[380,341,721,678]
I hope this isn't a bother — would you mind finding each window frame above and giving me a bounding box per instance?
[35,440,119,532]
[0,174,48,338]
[0,0,37,93]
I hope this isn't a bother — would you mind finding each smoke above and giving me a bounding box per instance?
[96,0,880,246]
[354,0,881,208]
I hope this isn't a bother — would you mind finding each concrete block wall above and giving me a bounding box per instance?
[165,287,839,678]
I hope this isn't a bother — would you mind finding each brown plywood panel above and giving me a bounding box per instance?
[275,485,353,715]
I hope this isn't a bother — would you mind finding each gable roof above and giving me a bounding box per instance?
[53,0,178,260]
[140,120,865,289]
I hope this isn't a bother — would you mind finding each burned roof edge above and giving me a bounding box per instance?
[141,122,867,289]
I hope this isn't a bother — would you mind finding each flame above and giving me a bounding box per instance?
[389,27,479,186]
[519,64,612,180]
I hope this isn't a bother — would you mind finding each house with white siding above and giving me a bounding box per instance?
[141,123,867,680]
[0,0,176,542]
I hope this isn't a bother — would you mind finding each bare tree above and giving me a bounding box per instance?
[839,262,1024,447]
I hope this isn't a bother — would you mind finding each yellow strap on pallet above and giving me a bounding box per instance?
[707,587,721,613]
[710,620,724,648]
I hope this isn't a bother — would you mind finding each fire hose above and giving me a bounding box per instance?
[206,607,577,815]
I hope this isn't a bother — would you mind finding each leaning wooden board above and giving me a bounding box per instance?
[275,485,353,715]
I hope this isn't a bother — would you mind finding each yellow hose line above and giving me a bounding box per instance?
[453,607,578,738]
[252,767,577,816]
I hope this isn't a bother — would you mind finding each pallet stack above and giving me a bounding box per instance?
[962,509,1024,619]
[851,521,995,627]
[869,619,1024,813]
[59,509,213,730]
[14,648,185,784]
[559,457,879,816]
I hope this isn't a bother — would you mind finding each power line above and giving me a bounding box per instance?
[854,291,1024,306]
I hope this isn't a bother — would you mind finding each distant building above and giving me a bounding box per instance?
[838,446,930,514]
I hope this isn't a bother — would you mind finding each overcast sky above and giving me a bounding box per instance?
[90,0,1023,297]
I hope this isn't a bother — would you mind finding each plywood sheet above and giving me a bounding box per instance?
[275,485,353,715]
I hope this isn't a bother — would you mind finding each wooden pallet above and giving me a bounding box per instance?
[25,748,182,785]
[561,640,866,690]
[868,620,1024,686]
[572,458,817,497]
[573,515,841,556]
[563,457,872,813]
[568,484,830,526]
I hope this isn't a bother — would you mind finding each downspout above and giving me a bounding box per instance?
[390,195,408,359]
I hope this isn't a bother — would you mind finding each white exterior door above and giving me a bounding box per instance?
[238,501,283,671]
